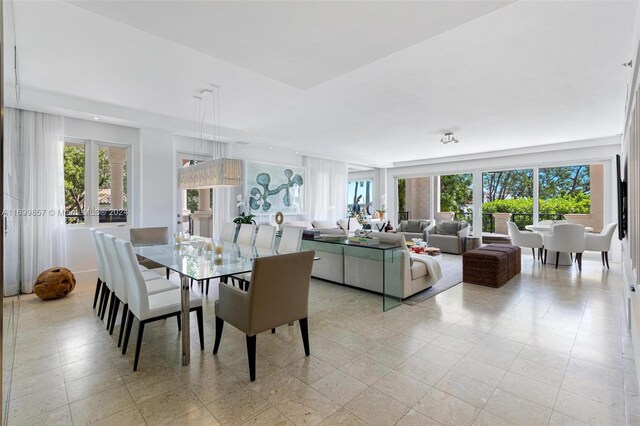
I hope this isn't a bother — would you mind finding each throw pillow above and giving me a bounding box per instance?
[399,220,409,232]
[441,221,460,235]
[405,220,422,233]
[419,220,430,231]
[312,220,336,229]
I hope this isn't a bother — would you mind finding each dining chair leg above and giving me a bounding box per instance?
[122,311,135,355]
[205,279,210,295]
[97,284,108,317]
[576,253,583,271]
[570,253,573,262]
[177,315,181,331]
[133,321,146,371]
[531,248,536,260]
[196,307,204,350]
[555,252,560,269]
[118,304,128,348]
[601,251,605,266]
[246,335,257,382]
[109,298,120,334]
[271,328,276,334]
[543,249,547,264]
[538,248,543,261]
[93,278,102,309]
[300,318,310,356]
[213,316,224,354]
[101,288,112,321]
[605,251,610,269]
[106,292,116,326]
[166,267,170,279]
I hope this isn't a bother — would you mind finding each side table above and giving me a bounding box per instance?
[464,236,482,253]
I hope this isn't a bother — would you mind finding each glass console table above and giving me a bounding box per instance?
[300,236,404,312]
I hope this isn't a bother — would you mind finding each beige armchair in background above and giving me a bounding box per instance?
[213,251,316,381]
[130,226,170,279]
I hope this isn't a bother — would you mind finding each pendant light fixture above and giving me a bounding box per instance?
[178,85,242,189]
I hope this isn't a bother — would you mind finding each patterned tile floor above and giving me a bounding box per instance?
[3,255,638,425]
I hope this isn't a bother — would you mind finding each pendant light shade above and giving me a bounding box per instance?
[178,157,242,189]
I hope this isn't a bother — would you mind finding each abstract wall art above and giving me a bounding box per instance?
[245,161,305,214]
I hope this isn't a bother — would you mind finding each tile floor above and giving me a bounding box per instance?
[2,255,639,425]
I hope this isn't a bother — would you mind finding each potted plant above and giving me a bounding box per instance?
[233,212,256,225]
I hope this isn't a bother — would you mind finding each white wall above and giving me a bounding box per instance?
[139,128,175,229]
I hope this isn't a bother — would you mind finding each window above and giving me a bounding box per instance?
[98,145,128,223]
[538,165,591,221]
[63,139,131,226]
[439,173,473,225]
[482,169,533,231]
[64,141,86,224]
[347,179,373,215]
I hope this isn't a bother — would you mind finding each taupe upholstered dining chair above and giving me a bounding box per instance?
[130,227,171,279]
[213,250,315,381]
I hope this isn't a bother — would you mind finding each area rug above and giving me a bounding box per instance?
[403,254,463,305]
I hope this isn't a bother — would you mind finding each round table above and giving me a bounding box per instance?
[524,224,593,266]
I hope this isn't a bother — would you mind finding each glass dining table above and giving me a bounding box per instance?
[133,240,279,366]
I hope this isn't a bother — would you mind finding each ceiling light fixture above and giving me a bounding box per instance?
[439,132,459,145]
[178,86,242,189]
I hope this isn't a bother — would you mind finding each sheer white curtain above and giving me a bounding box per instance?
[304,157,348,223]
[6,108,67,293]
[212,141,234,239]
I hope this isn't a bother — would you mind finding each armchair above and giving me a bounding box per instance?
[213,251,316,381]
[543,224,586,270]
[427,221,470,254]
[585,223,617,268]
[507,221,543,260]
[130,227,171,279]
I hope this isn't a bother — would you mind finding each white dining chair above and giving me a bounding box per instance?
[236,224,256,245]
[507,221,544,260]
[117,239,204,371]
[585,223,617,269]
[278,226,303,253]
[254,225,276,250]
[220,223,237,243]
[94,231,114,321]
[89,229,106,311]
[543,223,586,270]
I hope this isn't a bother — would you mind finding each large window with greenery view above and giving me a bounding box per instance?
[63,140,130,225]
[64,141,86,224]
[538,165,590,223]
[482,169,533,231]
[439,173,473,225]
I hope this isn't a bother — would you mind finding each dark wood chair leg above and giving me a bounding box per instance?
[93,278,102,309]
[538,248,543,261]
[205,279,210,295]
[555,252,560,269]
[118,304,128,348]
[133,321,146,371]
[166,267,170,279]
[576,253,583,271]
[570,253,573,262]
[109,298,120,334]
[196,307,204,350]
[605,251,610,269]
[97,285,108,317]
[246,335,257,382]
[271,328,276,334]
[106,292,117,327]
[101,289,112,321]
[213,316,224,354]
[122,311,135,355]
[531,248,536,259]
[177,315,181,331]
[543,249,547,264]
[601,251,605,266]
[300,318,310,356]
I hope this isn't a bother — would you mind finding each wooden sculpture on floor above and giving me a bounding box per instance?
[34,267,76,300]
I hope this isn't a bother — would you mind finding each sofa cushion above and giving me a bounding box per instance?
[398,220,409,231]
[282,220,313,229]
[405,220,423,233]
[436,221,457,235]
[312,220,337,229]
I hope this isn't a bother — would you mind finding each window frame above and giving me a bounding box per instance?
[64,137,133,228]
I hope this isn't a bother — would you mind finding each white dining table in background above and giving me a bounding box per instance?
[525,223,593,265]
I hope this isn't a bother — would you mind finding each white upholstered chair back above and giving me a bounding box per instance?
[220,223,237,243]
[95,232,112,287]
[116,239,150,319]
[104,235,127,302]
[585,223,617,252]
[278,226,303,253]
[254,225,276,250]
[90,229,106,281]
[545,224,586,254]
[236,224,256,245]
[508,221,543,248]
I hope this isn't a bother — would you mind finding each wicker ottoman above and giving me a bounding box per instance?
[463,249,510,288]
[481,244,521,278]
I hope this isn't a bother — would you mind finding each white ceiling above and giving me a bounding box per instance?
[5,0,637,167]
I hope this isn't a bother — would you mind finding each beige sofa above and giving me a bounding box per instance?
[396,219,433,241]
[427,221,470,254]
